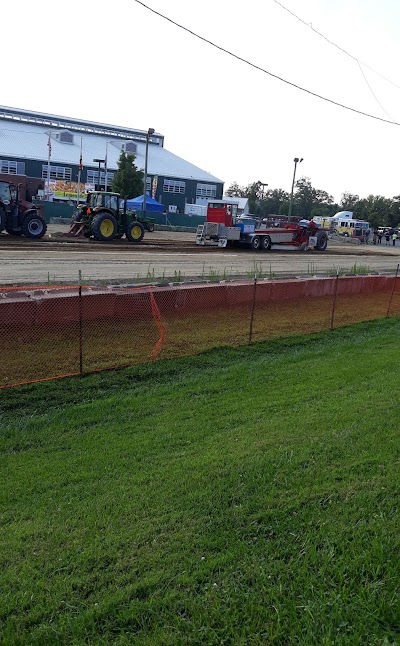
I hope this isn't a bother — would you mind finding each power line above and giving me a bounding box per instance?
[356,61,393,121]
[132,0,400,127]
[271,0,396,120]
[271,0,400,91]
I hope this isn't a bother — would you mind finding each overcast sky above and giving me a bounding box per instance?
[4,0,400,202]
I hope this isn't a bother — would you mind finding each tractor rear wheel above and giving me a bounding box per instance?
[22,213,47,239]
[261,235,272,251]
[91,212,118,241]
[250,236,261,251]
[315,231,328,251]
[0,207,6,232]
[126,221,145,244]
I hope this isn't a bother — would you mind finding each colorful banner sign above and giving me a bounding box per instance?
[47,180,93,198]
[152,175,158,200]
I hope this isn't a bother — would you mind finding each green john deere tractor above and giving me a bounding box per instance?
[69,191,145,243]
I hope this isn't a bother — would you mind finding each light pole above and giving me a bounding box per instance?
[260,182,268,199]
[143,128,155,214]
[288,157,303,221]
[93,158,105,191]
[259,182,268,217]
[104,142,109,192]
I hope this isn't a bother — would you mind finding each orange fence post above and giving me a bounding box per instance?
[386,263,399,318]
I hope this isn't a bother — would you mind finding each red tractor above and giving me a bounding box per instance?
[0,181,47,239]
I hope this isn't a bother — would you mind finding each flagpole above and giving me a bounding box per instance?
[47,131,51,201]
[77,137,83,205]
[104,141,108,192]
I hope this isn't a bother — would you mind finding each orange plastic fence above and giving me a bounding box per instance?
[0,274,399,388]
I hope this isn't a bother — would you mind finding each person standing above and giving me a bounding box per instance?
[378,230,383,244]
[392,232,398,246]
[373,229,378,245]
[386,232,390,245]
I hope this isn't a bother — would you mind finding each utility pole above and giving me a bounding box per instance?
[288,157,303,221]
[143,128,155,214]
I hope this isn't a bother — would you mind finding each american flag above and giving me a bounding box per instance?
[79,138,83,171]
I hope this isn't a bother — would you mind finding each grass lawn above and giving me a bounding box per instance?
[1,318,400,644]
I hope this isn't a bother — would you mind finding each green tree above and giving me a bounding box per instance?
[293,177,317,218]
[314,188,334,205]
[111,151,144,199]
[245,181,264,213]
[390,196,400,228]
[340,192,359,211]
[353,195,392,229]
[311,188,337,218]
[225,181,246,197]
[257,188,289,217]
[225,181,267,213]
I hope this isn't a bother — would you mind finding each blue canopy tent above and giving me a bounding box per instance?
[126,195,164,213]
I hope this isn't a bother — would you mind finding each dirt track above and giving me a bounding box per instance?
[1,227,399,285]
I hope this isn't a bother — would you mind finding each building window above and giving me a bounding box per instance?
[86,170,114,185]
[42,165,72,181]
[163,179,185,194]
[123,141,137,153]
[196,183,217,198]
[0,160,18,175]
[104,194,118,210]
[56,131,74,144]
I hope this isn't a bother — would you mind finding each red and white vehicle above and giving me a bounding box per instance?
[195,201,328,251]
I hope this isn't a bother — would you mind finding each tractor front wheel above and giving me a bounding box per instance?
[91,212,118,241]
[22,213,47,239]
[126,221,145,244]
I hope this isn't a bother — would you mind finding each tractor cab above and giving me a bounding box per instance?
[0,181,12,205]
[0,180,47,239]
[206,201,239,227]
[85,191,123,214]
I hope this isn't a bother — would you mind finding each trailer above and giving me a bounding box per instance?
[196,200,328,251]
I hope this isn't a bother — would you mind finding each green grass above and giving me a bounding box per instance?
[1,319,400,644]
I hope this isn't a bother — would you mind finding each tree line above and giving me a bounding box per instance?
[226,179,400,229]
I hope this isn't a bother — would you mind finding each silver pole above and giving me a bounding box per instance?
[104,141,108,192]
[47,131,51,201]
[77,137,82,205]
[143,128,154,214]
[143,134,149,214]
